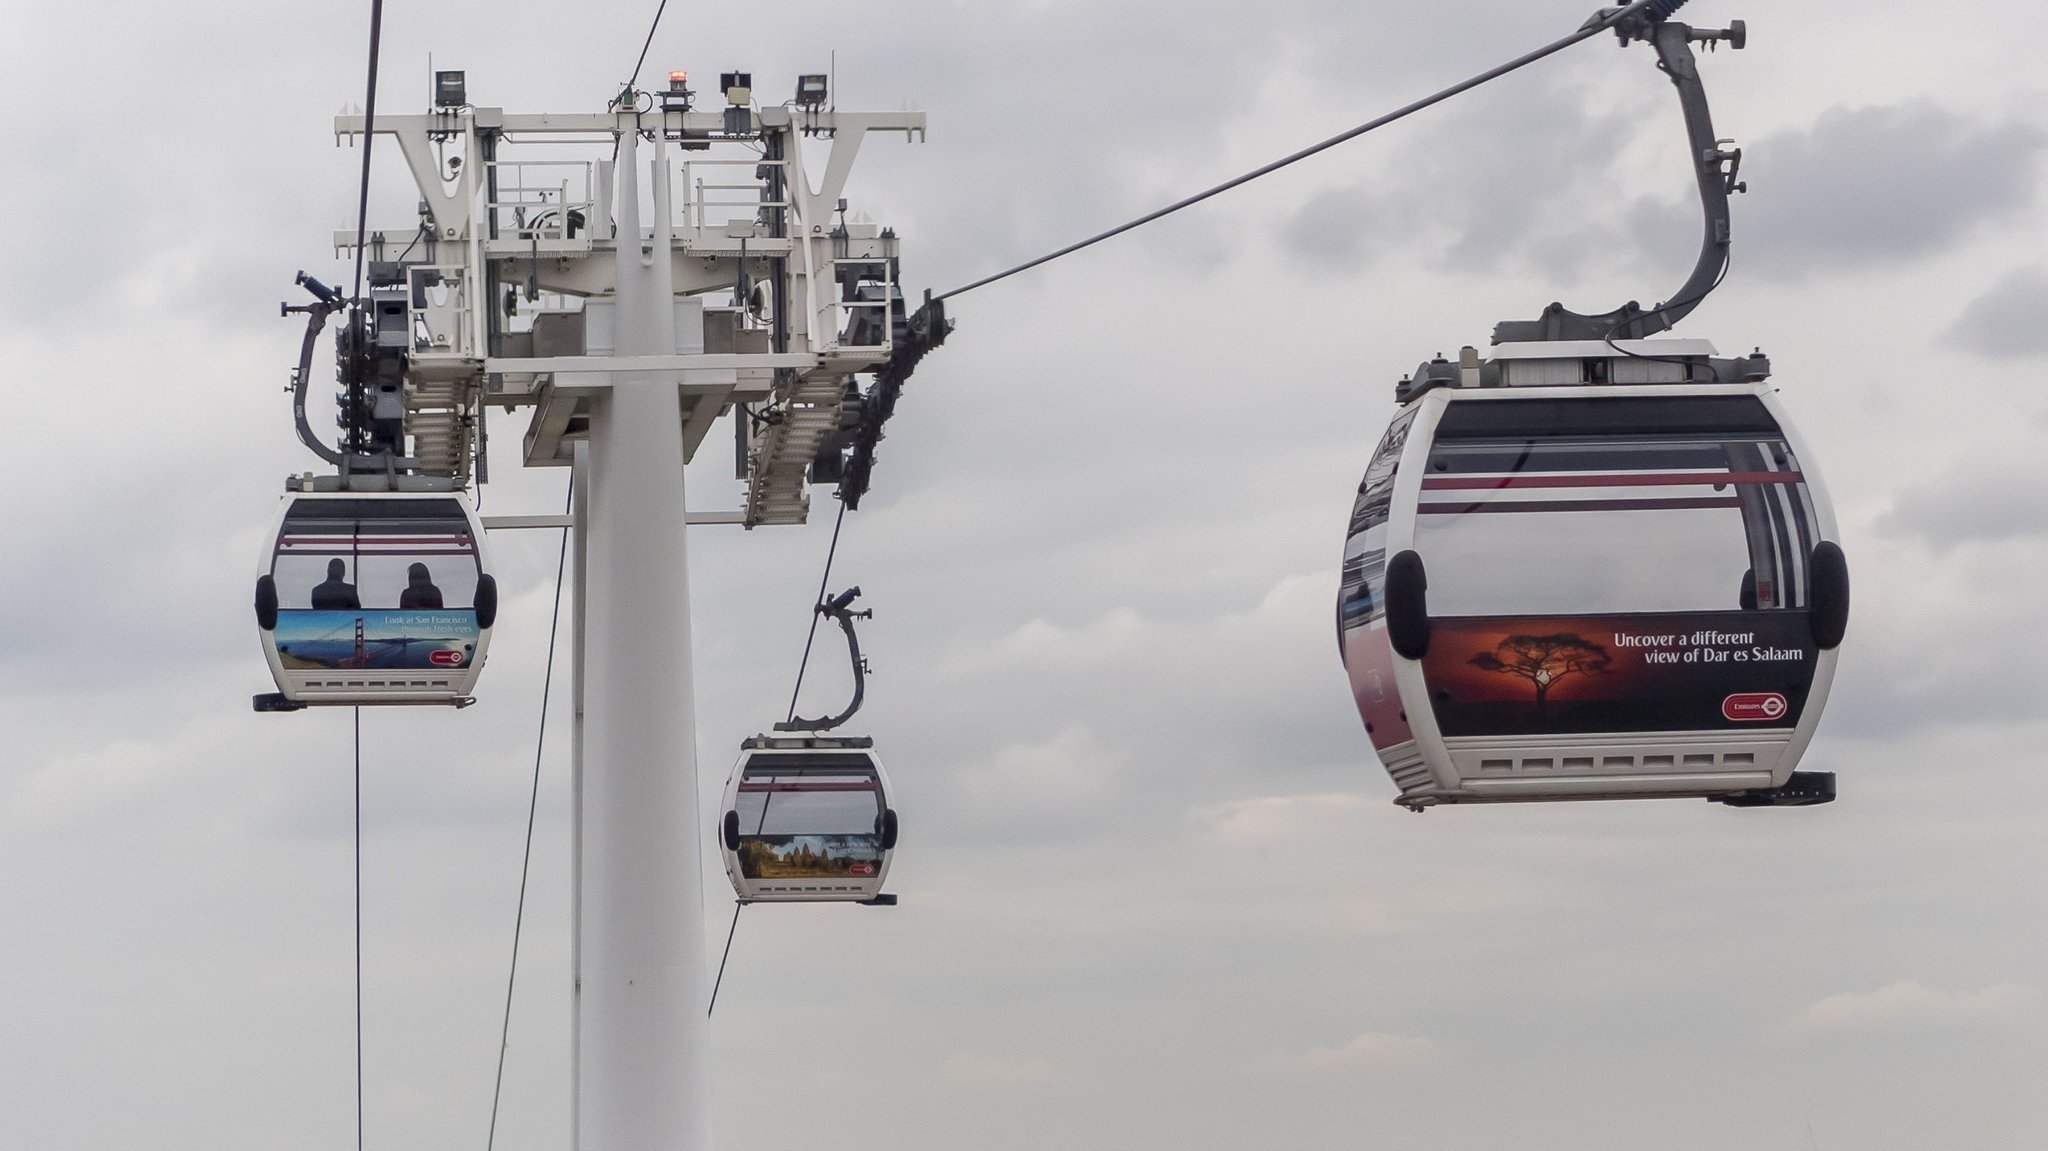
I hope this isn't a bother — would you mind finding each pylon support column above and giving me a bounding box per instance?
[576,119,713,1151]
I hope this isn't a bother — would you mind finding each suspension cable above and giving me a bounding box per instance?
[349,0,385,307]
[934,0,1674,302]
[625,0,672,92]
[353,706,364,1151]
[484,479,576,1151]
[707,902,742,1017]
[707,495,855,1019]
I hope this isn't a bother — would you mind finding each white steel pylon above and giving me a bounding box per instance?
[575,121,711,1151]
[323,73,929,1149]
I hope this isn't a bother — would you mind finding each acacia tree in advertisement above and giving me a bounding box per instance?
[1467,633,1613,719]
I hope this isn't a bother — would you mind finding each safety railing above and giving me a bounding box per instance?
[409,264,474,358]
[486,161,596,245]
[678,157,788,231]
[831,257,895,352]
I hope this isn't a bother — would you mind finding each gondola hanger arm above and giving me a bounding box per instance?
[282,272,348,467]
[1494,6,1751,343]
[774,587,871,733]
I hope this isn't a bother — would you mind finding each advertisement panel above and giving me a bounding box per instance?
[1421,611,1817,736]
[272,610,481,671]
[737,834,884,879]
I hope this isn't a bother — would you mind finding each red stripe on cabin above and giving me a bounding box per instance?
[1417,496,1745,515]
[1420,470,1802,491]
[283,548,477,557]
[281,535,475,545]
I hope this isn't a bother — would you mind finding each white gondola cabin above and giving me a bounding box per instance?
[1338,341,1847,809]
[254,491,498,707]
[719,736,897,903]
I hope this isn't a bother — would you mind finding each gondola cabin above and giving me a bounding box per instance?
[1338,341,1847,809]
[254,490,498,706]
[719,736,897,903]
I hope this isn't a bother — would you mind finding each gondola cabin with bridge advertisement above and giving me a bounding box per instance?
[719,736,897,903]
[1338,340,1849,809]
[253,491,498,706]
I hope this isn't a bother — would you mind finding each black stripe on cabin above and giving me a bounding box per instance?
[1432,395,1782,441]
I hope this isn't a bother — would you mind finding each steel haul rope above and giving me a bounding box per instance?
[484,480,575,1151]
[935,0,1684,303]
[352,706,364,1151]
[710,493,856,1019]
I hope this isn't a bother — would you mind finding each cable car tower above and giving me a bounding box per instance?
[262,61,942,1151]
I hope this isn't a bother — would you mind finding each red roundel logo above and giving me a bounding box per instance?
[1723,692,1788,722]
[429,649,466,667]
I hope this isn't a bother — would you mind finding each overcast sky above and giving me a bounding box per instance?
[3,2,2047,1149]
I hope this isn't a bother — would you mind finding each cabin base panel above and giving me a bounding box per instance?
[276,670,479,705]
[1387,730,1813,807]
[735,882,886,903]
[1371,740,1437,804]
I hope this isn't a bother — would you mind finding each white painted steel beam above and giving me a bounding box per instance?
[482,510,744,529]
[575,120,713,1151]
[488,353,817,374]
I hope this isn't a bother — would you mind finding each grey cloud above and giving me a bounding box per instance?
[1943,264,2048,358]
[15,4,2048,1151]
[1736,102,2047,279]
[1278,81,1638,278]
[1878,459,2048,547]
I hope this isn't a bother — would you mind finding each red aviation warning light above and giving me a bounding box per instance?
[662,71,694,113]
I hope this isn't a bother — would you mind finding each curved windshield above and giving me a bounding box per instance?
[271,498,482,611]
[733,753,885,880]
[1414,397,1816,617]
[1338,410,1415,630]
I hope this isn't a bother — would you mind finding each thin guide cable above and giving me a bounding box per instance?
[626,0,672,91]
[353,706,364,1151]
[484,480,576,1151]
[707,903,742,1017]
[729,494,856,1016]
[350,0,386,306]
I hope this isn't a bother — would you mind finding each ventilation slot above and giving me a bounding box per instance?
[1383,744,1435,792]
[304,675,457,692]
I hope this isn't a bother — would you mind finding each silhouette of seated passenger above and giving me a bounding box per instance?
[311,558,361,610]
[399,562,444,609]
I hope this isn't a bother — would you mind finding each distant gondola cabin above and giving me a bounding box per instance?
[719,737,898,903]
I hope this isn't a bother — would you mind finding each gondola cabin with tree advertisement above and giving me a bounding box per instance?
[719,737,898,903]
[1337,9,1850,809]
[1338,345,1848,808]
